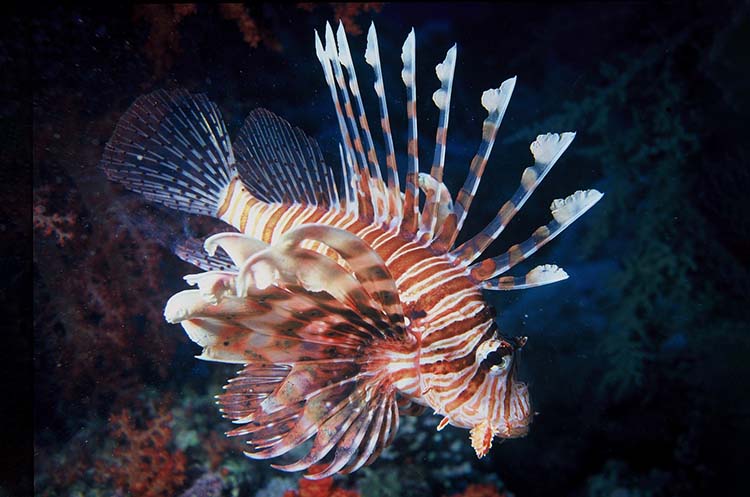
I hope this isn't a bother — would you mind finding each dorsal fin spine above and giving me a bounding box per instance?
[336,22,388,226]
[365,23,403,227]
[315,29,367,216]
[324,22,376,222]
[452,132,576,264]
[420,44,457,241]
[435,77,517,250]
[400,28,420,237]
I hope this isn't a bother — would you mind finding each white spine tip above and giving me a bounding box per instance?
[335,22,353,66]
[401,30,416,64]
[365,25,379,67]
[481,77,516,113]
[550,189,604,224]
[530,131,576,165]
[526,264,569,285]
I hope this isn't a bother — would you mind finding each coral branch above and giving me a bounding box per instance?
[97,406,187,497]
[33,203,75,246]
[283,476,360,497]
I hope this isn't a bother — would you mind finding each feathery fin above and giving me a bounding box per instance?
[233,108,339,208]
[165,223,407,478]
[100,89,236,216]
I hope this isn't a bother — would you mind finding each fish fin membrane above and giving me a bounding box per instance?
[164,223,411,477]
[218,362,399,479]
[234,108,340,209]
[100,89,236,216]
[173,235,236,272]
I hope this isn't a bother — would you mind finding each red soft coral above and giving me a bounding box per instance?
[284,476,360,497]
[447,483,509,497]
[96,406,187,497]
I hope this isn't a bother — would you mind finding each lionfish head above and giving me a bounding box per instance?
[453,334,532,458]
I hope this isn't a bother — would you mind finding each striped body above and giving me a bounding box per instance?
[217,178,498,414]
[101,21,601,478]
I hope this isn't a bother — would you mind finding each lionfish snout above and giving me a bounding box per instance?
[497,381,532,438]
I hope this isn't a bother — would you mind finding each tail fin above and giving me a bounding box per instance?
[100,89,236,217]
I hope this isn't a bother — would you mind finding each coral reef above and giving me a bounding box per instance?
[446,483,510,497]
[133,3,282,79]
[284,477,360,497]
[33,187,76,246]
[218,4,262,48]
[96,404,187,497]
[133,4,198,79]
[177,472,224,497]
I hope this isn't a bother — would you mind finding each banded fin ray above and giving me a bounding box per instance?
[481,264,569,291]
[173,235,236,271]
[365,22,402,226]
[100,89,236,216]
[400,28,420,236]
[234,108,340,209]
[335,22,389,225]
[470,189,603,281]
[435,77,517,249]
[315,26,374,221]
[420,44,457,240]
[451,132,576,263]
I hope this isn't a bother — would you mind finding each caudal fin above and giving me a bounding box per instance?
[100,89,236,217]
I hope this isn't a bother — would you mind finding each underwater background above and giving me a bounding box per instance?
[18,1,750,496]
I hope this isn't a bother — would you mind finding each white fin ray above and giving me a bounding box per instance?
[365,23,403,226]
[451,131,577,264]
[470,189,603,281]
[481,264,569,291]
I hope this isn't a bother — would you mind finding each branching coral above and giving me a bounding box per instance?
[133,4,198,79]
[33,203,75,246]
[283,476,360,497]
[133,3,283,79]
[96,405,187,497]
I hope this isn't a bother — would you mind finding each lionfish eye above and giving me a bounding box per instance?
[484,349,511,374]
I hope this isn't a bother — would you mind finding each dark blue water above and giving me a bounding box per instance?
[24,3,750,496]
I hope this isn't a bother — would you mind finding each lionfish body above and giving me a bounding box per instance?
[101,22,602,478]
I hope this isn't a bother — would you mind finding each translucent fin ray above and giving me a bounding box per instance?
[100,89,236,216]
[451,132,576,263]
[365,23,402,226]
[481,264,569,291]
[470,189,603,281]
[234,108,339,208]
[173,235,236,271]
[436,77,517,249]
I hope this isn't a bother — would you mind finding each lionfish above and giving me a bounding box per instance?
[101,22,602,478]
